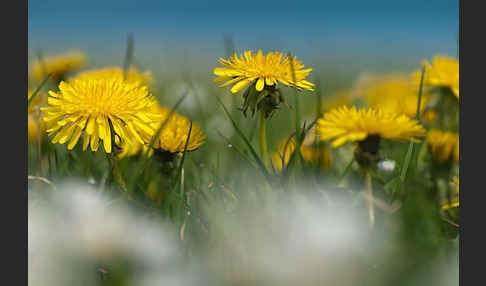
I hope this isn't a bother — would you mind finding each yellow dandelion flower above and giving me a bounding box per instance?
[41,78,160,153]
[118,139,153,159]
[31,51,87,82]
[270,130,332,172]
[74,66,153,85]
[213,50,315,93]
[321,90,353,113]
[442,176,459,210]
[147,105,206,153]
[28,89,47,142]
[427,129,459,163]
[361,75,431,118]
[317,106,426,148]
[415,56,459,99]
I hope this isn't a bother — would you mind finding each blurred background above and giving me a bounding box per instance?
[28,0,458,75]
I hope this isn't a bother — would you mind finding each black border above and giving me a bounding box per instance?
[7,0,28,284]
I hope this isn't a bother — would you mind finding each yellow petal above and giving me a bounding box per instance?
[230,79,251,93]
[256,78,265,91]
[68,127,83,150]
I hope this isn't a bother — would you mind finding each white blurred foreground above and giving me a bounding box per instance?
[28,181,458,286]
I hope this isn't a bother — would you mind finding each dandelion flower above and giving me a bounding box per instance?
[147,105,206,154]
[427,129,459,164]
[28,89,47,141]
[415,56,459,99]
[317,106,426,148]
[118,139,153,159]
[74,66,152,85]
[442,176,459,210]
[41,78,160,153]
[119,106,206,158]
[270,130,332,172]
[321,90,353,113]
[214,50,315,117]
[31,51,86,82]
[214,50,314,93]
[361,75,431,118]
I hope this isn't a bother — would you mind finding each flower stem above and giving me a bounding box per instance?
[105,119,127,193]
[259,109,268,165]
[365,170,375,227]
[105,151,127,192]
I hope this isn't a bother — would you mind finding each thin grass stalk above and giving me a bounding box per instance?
[365,170,375,227]
[258,110,268,165]
[288,52,301,165]
[105,119,127,193]
[28,74,51,108]
[123,33,134,79]
[400,65,425,182]
[216,96,272,183]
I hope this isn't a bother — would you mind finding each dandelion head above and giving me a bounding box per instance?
[41,78,160,153]
[321,90,353,113]
[214,50,314,118]
[317,106,426,149]
[270,130,332,172]
[31,51,87,82]
[74,66,153,86]
[147,105,206,154]
[427,129,459,164]
[118,139,153,159]
[361,75,431,118]
[415,56,459,99]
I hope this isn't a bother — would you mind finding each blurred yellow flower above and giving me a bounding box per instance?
[270,130,332,172]
[317,106,426,148]
[361,75,431,118]
[321,90,353,113]
[416,56,459,99]
[213,50,314,93]
[427,129,459,164]
[31,51,87,82]
[119,105,206,158]
[28,89,47,142]
[74,66,152,85]
[148,105,206,153]
[442,176,459,210]
[118,140,153,159]
[42,78,160,153]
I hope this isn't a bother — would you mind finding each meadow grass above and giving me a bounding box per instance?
[27,42,459,286]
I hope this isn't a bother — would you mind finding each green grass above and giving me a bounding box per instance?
[27,50,459,286]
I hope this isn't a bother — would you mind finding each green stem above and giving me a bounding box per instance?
[259,110,268,165]
[105,119,127,193]
[365,170,375,228]
[105,151,127,192]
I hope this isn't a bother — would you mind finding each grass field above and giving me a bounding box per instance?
[27,36,459,286]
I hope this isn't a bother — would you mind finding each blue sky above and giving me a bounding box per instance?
[28,0,458,72]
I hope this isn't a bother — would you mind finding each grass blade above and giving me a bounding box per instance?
[28,74,51,108]
[337,157,356,186]
[175,121,193,194]
[216,96,272,183]
[123,33,134,77]
[400,65,425,182]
